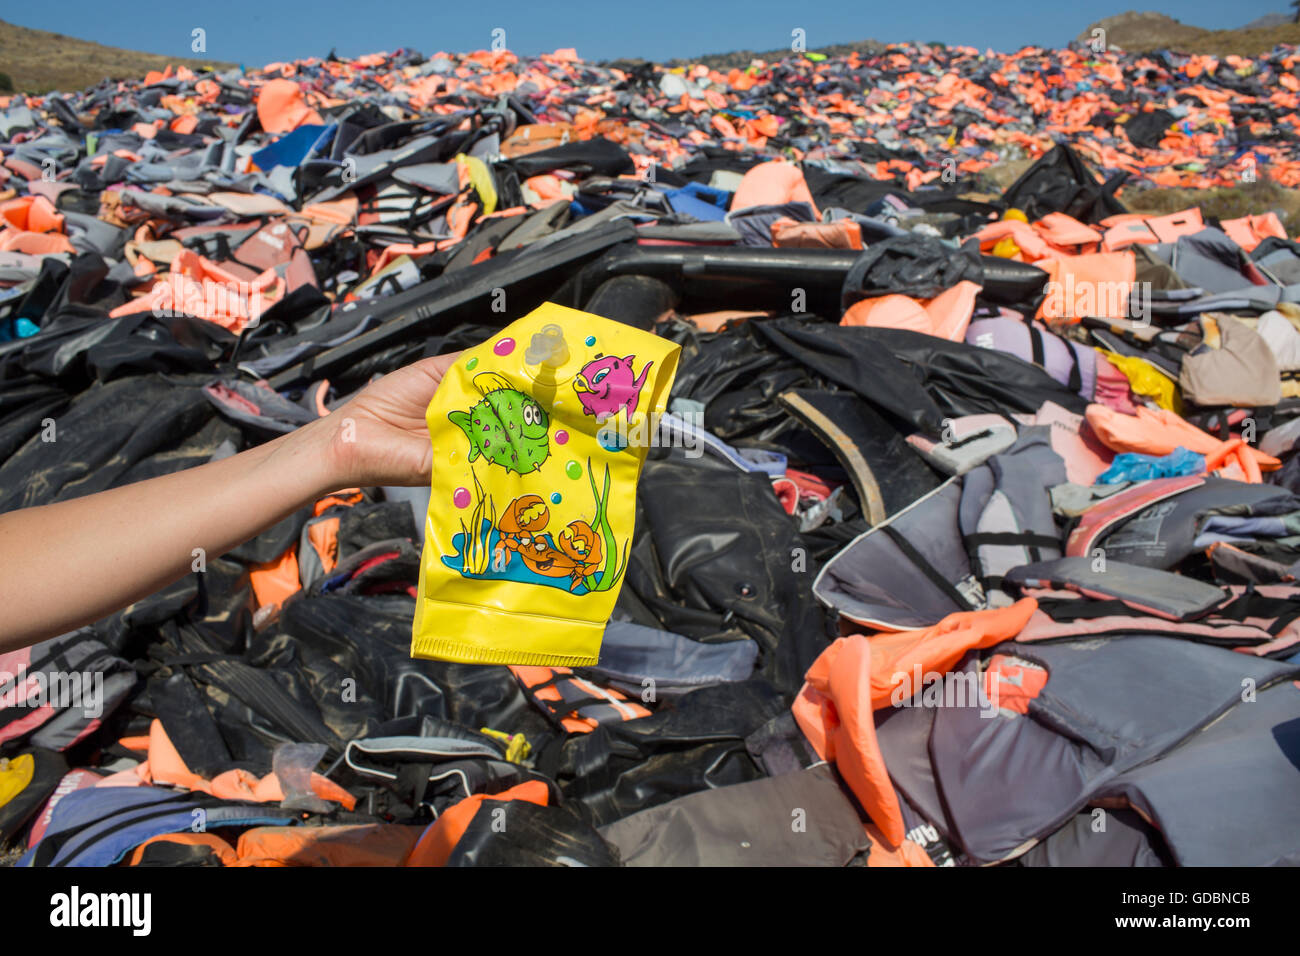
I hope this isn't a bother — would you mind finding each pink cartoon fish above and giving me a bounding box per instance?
[573,354,652,423]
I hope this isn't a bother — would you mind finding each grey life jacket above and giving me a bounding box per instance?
[959,428,1066,604]
[1066,475,1292,570]
[927,637,1299,863]
[814,479,985,630]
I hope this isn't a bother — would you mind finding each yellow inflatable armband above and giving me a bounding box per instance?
[412,303,680,666]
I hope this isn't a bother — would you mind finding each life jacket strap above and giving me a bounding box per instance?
[880,524,978,611]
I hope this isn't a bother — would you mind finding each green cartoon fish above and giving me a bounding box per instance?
[448,372,551,475]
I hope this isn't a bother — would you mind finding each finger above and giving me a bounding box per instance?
[385,437,435,487]
[419,351,462,380]
[391,352,461,391]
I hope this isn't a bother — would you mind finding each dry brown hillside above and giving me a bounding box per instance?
[0,18,234,94]
[1078,10,1300,55]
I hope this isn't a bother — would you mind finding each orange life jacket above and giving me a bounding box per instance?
[793,599,1038,845]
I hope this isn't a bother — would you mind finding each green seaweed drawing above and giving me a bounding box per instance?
[459,468,496,575]
[583,457,628,592]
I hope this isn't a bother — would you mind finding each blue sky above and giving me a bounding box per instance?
[8,2,1290,67]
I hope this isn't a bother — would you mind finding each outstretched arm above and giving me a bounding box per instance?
[0,353,458,653]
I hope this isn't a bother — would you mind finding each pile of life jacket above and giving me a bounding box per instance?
[2,36,1300,868]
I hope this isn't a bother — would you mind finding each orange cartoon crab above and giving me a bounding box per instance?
[494,494,550,570]
[494,498,605,591]
[557,520,603,589]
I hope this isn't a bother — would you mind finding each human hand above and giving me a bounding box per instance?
[297,352,462,491]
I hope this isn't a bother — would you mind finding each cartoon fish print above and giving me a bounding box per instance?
[573,354,652,423]
[448,372,550,475]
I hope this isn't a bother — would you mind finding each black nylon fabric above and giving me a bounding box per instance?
[755,318,1089,436]
[555,679,787,827]
[840,233,984,306]
[446,799,621,866]
[1001,143,1129,223]
[508,136,635,178]
[622,456,834,694]
[0,374,226,513]
[776,388,943,521]
[1123,109,1176,150]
